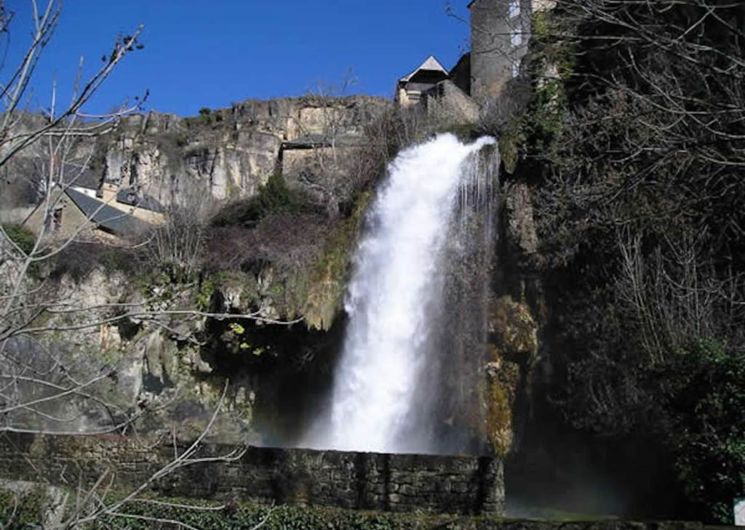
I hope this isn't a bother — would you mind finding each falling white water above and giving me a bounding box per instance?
[305,133,496,453]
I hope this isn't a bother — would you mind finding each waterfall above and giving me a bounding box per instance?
[304,133,498,454]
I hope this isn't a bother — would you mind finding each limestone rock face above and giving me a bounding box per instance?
[504,181,539,260]
[1,265,257,444]
[89,96,389,208]
[2,97,389,214]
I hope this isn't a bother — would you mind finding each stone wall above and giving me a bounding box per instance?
[0,434,504,516]
[470,0,534,101]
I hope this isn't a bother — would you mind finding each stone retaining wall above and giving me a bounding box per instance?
[0,434,503,515]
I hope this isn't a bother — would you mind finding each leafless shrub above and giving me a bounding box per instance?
[531,0,745,450]
[48,240,144,281]
[349,104,433,191]
[205,212,329,274]
[616,230,745,365]
[145,188,214,279]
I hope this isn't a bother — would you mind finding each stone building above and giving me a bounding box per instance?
[469,0,534,102]
[395,56,450,107]
[394,56,480,123]
[396,1,554,109]
[23,182,164,240]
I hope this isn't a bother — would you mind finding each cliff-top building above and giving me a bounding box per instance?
[396,1,555,108]
[469,0,531,102]
[395,56,450,107]
[470,0,555,101]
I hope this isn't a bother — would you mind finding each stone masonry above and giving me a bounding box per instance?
[0,434,504,516]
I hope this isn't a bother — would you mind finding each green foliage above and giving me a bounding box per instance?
[88,499,471,530]
[530,10,575,81]
[186,107,224,127]
[228,322,245,335]
[219,317,273,357]
[303,190,372,330]
[666,339,745,523]
[212,174,310,228]
[524,78,567,155]
[0,487,48,529]
[486,11,574,174]
[195,277,215,311]
[2,223,36,255]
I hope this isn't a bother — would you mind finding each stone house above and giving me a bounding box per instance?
[469,0,554,101]
[396,56,451,107]
[395,56,480,123]
[395,1,555,108]
[23,182,164,240]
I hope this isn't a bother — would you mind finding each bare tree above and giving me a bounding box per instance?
[0,0,147,435]
[516,1,745,521]
[0,3,284,526]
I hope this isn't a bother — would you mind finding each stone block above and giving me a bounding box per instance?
[0,434,504,516]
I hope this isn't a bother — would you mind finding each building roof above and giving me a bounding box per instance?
[115,187,165,213]
[65,186,150,235]
[399,56,449,83]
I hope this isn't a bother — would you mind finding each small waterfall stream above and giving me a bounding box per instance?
[305,133,498,454]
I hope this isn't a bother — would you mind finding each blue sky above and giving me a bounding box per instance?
[5,1,471,116]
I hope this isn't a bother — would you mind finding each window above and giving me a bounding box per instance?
[509,0,520,19]
[52,207,63,231]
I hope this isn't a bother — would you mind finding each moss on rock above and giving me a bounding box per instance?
[484,296,539,457]
[490,295,538,360]
[303,190,372,331]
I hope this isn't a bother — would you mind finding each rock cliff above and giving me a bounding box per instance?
[94,96,389,207]
[1,96,390,214]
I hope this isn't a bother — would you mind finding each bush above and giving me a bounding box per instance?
[0,487,49,529]
[86,498,475,529]
[146,206,206,282]
[1,223,36,255]
[667,339,745,523]
[211,173,311,228]
[49,241,144,282]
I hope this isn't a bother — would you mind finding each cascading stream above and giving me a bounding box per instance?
[304,133,496,454]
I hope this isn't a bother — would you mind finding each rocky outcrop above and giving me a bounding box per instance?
[504,181,539,263]
[0,263,259,444]
[93,96,389,208]
[485,295,538,456]
[1,97,389,218]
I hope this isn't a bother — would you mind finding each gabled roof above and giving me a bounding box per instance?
[399,56,449,83]
[65,186,150,235]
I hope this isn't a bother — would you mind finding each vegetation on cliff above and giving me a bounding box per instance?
[0,489,647,530]
[502,1,744,523]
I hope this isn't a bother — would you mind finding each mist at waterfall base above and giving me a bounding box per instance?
[302,133,497,455]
